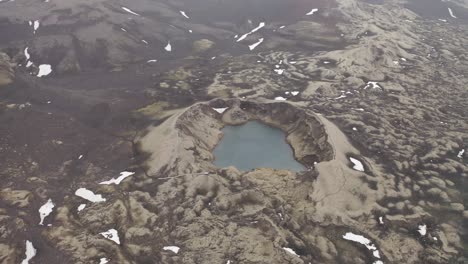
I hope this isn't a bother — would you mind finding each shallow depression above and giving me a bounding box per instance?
[213,121,305,171]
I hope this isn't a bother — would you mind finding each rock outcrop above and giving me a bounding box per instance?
[0,53,14,87]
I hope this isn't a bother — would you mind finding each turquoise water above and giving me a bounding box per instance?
[213,121,305,171]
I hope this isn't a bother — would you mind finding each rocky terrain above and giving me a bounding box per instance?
[0,0,467,263]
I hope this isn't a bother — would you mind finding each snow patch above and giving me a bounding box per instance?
[32,20,40,34]
[147,59,157,63]
[100,229,120,244]
[306,8,318,16]
[24,47,30,61]
[343,232,382,261]
[21,240,37,264]
[282,247,299,257]
[99,171,135,185]
[37,64,52,77]
[349,157,365,171]
[248,38,264,51]
[364,81,381,89]
[163,246,180,254]
[418,224,427,236]
[75,188,106,203]
[77,204,86,212]
[165,41,172,52]
[237,22,265,42]
[121,6,140,16]
[274,69,284,75]
[457,149,465,158]
[213,107,228,114]
[180,11,190,19]
[38,199,54,225]
[448,8,457,18]
[274,96,287,101]
[99,258,109,264]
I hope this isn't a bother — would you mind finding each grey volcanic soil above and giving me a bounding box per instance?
[0,0,467,263]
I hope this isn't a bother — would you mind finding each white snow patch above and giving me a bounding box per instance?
[24,47,30,61]
[248,38,264,51]
[163,246,180,254]
[237,22,265,42]
[99,258,109,264]
[343,233,374,249]
[77,204,86,212]
[99,171,135,185]
[121,28,127,32]
[343,232,381,260]
[78,155,83,159]
[21,240,37,264]
[188,29,193,33]
[448,8,457,18]
[121,6,140,16]
[306,8,318,15]
[100,229,120,244]
[291,91,299,96]
[37,64,52,77]
[457,149,465,158]
[349,157,365,171]
[274,96,287,101]
[274,69,284,75]
[179,10,190,19]
[378,216,384,224]
[213,107,228,114]
[75,188,106,203]
[26,61,34,68]
[282,247,299,257]
[38,199,54,225]
[279,25,285,29]
[141,40,148,44]
[165,41,172,52]
[373,250,381,258]
[364,81,381,89]
[33,20,40,34]
[147,59,157,63]
[418,224,427,236]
